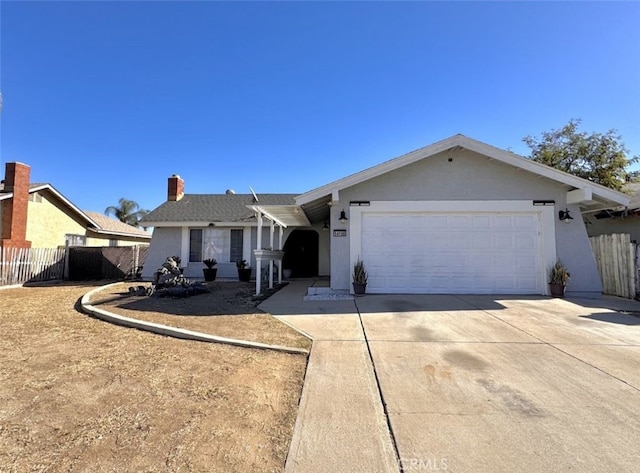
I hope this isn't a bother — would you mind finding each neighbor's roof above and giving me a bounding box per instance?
[83,211,152,239]
[1,182,150,238]
[141,194,298,226]
[0,182,100,227]
[296,134,630,212]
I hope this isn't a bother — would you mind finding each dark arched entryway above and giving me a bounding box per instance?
[283,229,319,278]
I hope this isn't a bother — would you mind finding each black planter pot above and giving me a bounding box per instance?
[549,283,565,298]
[203,268,217,282]
[238,268,252,282]
[353,282,367,296]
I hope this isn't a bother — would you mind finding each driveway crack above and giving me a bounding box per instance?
[354,299,404,473]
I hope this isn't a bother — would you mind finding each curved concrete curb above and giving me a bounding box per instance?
[81,283,309,355]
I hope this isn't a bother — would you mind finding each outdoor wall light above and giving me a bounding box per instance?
[322,221,329,230]
[339,210,348,224]
[559,209,574,223]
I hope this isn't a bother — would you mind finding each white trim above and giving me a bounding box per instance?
[87,228,151,239]
[1,183,101,228]
[296,134,629,208]
[567,187,593,205]
[143,221,262,228]
[180,227,189,265]
[349,200,556,295]
[250,205,289,228]
[247,204,311,227]
[242,226,252,263]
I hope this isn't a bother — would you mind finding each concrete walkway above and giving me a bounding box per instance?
[261,283,640,473]
[259,281,399,473]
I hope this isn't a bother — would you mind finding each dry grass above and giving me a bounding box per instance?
[0,282,308,473]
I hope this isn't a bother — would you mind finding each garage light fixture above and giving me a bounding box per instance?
[323,221,329,231]
[559,208,574,223]
[339,210,348,224]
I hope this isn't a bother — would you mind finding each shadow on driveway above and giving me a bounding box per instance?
[579,312,640,326]
[355,294,550,314]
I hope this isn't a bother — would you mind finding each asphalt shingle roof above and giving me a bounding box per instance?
[83,211,152,238]
[141,194,298,224]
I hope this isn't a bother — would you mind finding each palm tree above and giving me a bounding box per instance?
[104,198,149,227]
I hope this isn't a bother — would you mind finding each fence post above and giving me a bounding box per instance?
[63,242,70,280]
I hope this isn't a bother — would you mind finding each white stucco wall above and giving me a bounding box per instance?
[142,227,182,280]
[330,148,602,297]
[144,222,330,281]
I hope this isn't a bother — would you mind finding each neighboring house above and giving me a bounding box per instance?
[585,182,640,242]
[142,135,629,298]
[0,162,151,249]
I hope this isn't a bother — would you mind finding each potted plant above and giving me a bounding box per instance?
[202,258,217,282]
[548,260,570,297]
[236,259,252,282]
[352,258,368,296]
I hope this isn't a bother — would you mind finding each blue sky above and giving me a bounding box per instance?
[1,1,639,216]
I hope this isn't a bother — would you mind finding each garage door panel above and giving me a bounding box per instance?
[361,212,542,294]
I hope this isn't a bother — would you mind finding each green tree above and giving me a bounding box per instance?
[105,198,149,227]
[523,119,638,191]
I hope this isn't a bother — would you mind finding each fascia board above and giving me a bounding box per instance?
[145,221,259,228]
[88,229,152,239]
[296,136,460,205]
[297,134,630,208]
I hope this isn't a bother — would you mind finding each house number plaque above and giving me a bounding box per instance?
[333,229,347,237]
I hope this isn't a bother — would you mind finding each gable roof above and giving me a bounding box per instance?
[1,182,100,227]
[296,134,630,212]
[141,193,298,226]
[1,182,150,239]
[83,211,152,239]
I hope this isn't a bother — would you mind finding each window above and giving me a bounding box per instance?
[230,229,243,263]
[109,239,118,247]
[191,228,241,263]
[28,193,42,203]
[65,234,86,247]
[189,229,203,262]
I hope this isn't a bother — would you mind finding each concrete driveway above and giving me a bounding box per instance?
[262,284,640,473]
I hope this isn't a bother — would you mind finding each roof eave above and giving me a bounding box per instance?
[295,134,630,208]
[1,184,101,227]
[142,220,261,228]
[88,228,152,239]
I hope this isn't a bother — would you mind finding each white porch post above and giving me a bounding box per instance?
[269,220,275,289]
[256,212,263,295]
[278,226,283,284]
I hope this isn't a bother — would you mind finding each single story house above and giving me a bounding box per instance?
[141,134,629,298]
[0,162,151,249]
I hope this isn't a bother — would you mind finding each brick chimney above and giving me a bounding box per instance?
[167,174,184,201]
[1,162,32,248]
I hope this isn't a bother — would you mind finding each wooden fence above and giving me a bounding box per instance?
[67,245,148,280]
[0,247,66,287]
[589,233,637,299]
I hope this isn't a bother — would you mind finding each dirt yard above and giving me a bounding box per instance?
[89,281,311,350]
[0,282,309,473]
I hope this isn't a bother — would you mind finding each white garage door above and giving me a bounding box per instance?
[361,213,543,294]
